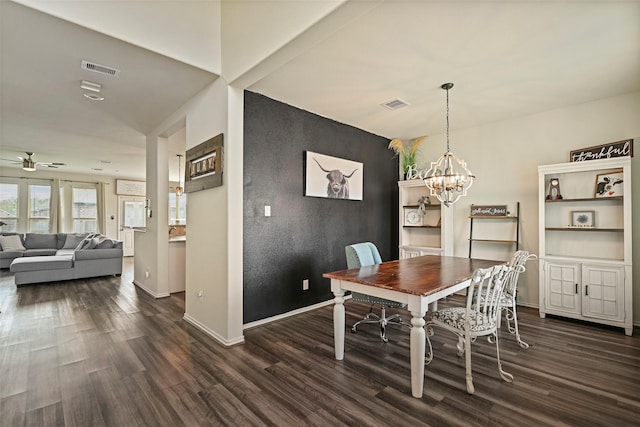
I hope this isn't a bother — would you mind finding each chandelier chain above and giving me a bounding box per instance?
[445,86,450,153]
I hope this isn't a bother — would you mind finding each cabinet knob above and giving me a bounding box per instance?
[585,285,589,296]
[575,283,578,294]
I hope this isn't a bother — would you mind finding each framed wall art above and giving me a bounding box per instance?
[304,151,362,200]
[185,133,223,193]
[594,170,623,198]
[571,210,595,228]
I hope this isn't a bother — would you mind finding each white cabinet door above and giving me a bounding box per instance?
[544,262,581,315]
[582,264,624,322]
[400,246,443,259]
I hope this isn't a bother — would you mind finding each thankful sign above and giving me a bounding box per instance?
[570,139,633,162]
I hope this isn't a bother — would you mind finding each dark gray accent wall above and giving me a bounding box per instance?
[243,91,399,323]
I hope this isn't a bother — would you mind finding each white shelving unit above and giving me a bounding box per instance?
[398,179,453,259]
[538,157,632,335]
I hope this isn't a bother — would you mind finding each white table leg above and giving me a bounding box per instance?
[410,310,426,398]
[333,288,345,360]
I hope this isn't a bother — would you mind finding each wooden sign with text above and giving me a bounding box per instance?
[470,205,508,217]
[570,139,633,162]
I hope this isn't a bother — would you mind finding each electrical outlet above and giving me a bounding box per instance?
[302,279,309,290]
[145,270,150,278]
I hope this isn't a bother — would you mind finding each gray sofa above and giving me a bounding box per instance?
[0,232,123,285]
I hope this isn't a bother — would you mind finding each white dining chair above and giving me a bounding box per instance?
[425,264,513,394]
[500,250,537,349]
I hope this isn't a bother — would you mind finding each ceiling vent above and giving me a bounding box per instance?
[81,60,120,77]
[381,98,409,110]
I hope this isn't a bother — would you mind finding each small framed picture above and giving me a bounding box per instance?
[594,170,623,198]
[404,208,422,226]
[571,210,595,228]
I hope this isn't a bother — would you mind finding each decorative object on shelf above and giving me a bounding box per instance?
[470,205,508,217]
[175,154,184,196]
[388,136,427,179]
[546,177,563,200]
[417,195,431,214]
[423,83,474,206]
[570,210,595,228]
[570,139,633,162]
[404,208,422,226]
[594,170,623,198]
[305,151,362,200]
[185,133,223,193]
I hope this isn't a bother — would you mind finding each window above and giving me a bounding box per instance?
[28,185,51,233]
[169,193,187,225]
[72,187,97,233]
[0,182,19,232]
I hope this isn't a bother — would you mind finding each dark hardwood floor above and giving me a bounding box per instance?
[1,259,639,427]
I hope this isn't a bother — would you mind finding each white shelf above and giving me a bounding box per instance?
[398,180,453,259]
[538,157,632,335]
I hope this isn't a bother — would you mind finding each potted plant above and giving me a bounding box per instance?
[388,136,427,179]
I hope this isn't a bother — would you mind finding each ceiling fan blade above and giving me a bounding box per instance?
[1,158,21,164]
[38,162,66,166]
[44,165,59,168]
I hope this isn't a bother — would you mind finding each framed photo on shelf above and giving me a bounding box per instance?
[571,210,595,228]
[404,208,422,226]
[594,170,623,198]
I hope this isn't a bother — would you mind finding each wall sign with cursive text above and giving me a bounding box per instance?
[569,139,633,162]
[470,205,508,217]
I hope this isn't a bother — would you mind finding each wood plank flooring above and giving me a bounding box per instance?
[1,259,639,426]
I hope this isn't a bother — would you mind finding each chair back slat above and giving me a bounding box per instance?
[466,265,511,326]
[504,250,537,296]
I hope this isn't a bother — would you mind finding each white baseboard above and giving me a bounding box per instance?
[183,314,245,347]
[243,296,348,330]
[132,280,170,299]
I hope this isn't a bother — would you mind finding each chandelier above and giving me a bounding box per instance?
[176,154,184,196]
[423,83,474,206]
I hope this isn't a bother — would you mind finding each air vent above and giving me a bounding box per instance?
[381,98,409,110]
[81,60,120,77]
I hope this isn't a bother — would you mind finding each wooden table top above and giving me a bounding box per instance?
[323,255,502,297]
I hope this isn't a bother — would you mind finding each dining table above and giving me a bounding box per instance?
[323,255,501,398]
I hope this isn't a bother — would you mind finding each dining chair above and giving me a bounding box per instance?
[345,242,410,342]
[500,250,537,349]
[425,264,513,394]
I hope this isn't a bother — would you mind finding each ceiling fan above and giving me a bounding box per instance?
[1,152,66,171]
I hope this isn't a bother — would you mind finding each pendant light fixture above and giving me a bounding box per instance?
[423,83,474,206]
[175,154,184,196]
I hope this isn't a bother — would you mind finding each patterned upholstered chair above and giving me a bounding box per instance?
[500,250,537,349]
[345,242,410,342]
[425,264,513,394]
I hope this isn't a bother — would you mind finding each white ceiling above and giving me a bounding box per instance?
[1,1,639,180]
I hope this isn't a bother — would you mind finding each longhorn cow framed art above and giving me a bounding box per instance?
[304,151,363,200]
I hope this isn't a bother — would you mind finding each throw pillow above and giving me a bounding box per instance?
[63,233,88,249]
[85,237,100,250]
[0,234,26,251]
[95,238,116,249]
[74,234,96,250]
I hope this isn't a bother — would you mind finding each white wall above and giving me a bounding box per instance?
[415,91,640,322]
[0,168,127,239]
[146,77,243,345]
